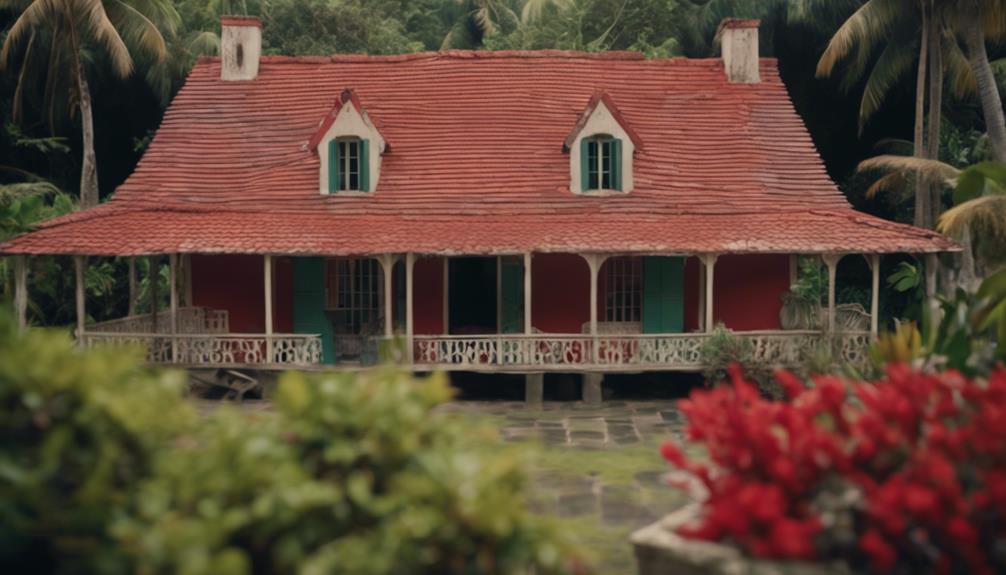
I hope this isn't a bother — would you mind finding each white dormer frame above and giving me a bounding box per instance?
[566,94,639,195]
[312,90,387,195]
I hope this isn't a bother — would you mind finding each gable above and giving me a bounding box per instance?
[311,90,386,195]
[567,96,637,194]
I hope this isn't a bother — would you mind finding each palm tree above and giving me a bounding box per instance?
[442,0,520,49]
[0,0,179,208]
[954,0,1006,162]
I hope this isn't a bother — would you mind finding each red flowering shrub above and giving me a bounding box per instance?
[661,364,1006,574]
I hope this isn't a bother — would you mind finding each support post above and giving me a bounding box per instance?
[822,254,843,333]
[74,256,86,342]
[924,253,939,324]
[584,254,604,361]
[523,253,532,335]
[406,253,415,363]
[264,255,274,363]
[149,256,159,334]
[169,254,179,363]
[867,254,880,337]
[380,254,395,338]
[702,254,718,333]
[525,373,544,407]
[14,255,28,330]
[128,257,137,316]
[697,256,705,331]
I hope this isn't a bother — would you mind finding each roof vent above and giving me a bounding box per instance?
[221,16,262,81]
[716,18,760,84]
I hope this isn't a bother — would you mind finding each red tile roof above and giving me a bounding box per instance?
[0,51,956,256]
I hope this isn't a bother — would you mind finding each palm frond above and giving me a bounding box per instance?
[0,181,60,203]
[0,0,60,71]
[939,195,1006,242]
[78,0,133,77]
[944,36,977,99]
[186,30,219,56]
[105,0,172,63]
[816,0,906,80]
[857,155,961,182]
[858,35,915,130]
[521,0,570,23]
[866,170,909,199]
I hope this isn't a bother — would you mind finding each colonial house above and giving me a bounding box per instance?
[1,17,955,401]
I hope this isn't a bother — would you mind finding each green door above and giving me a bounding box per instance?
[500,257,524,333]
[642,256,684,334]
[293,257,335,364]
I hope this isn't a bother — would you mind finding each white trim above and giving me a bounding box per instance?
[570,101,635,194]
[318,101,385,195]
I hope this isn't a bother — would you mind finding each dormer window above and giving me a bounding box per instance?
[583,135,622,192]
[310,89,387,196]
[328,137,370,193]
[565,93,641,195]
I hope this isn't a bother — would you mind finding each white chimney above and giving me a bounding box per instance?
[717,18,761,84]
[221,16,262,81]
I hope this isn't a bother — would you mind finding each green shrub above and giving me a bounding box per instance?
[114,369,580,574]
[0,311,580,574]
[699,324,781,399]
[0,312,193,573]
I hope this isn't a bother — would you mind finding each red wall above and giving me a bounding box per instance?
[413,256,445,335]
[532,253,590,333]
[683,256,700,332]
[191,254,293,334]
[713,254,789,331]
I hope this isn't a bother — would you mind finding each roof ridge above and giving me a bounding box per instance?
[194,51,781,66]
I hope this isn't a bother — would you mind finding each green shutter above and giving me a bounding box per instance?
[293,257,335,364]
[328,140,340,193]
[611,138,623,191]
[359,139,370,192]
[501,257,524,333]
[580,139,591,192]
[642,257,684,334]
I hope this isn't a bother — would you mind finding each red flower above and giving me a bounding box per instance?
[859,530,897,572]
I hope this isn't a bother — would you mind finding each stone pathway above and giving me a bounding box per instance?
[438,400,690,574]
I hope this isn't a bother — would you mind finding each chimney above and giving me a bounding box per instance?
[221,16,262,81]
[716,18,760,83]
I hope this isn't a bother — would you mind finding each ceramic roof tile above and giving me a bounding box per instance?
[0,51,956,255]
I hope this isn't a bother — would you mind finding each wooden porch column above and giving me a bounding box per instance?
[264,255,274,363]
[701,254,718,333]
[867,254,880,336]
[523,253,532,335]
[149,256,159,334]
[583,253,607,364]
[14,255,28,330]
[128,257,137,316]
[822,254,843,333]
[169,254,179,363]
[406,253,416,363]
[74,256,86,341]
[924,253,939,323]
[379,254,396,338]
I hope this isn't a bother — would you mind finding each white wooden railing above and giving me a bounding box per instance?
[88,307,229,334]
[80,332,322,367]
[413,331,872,371]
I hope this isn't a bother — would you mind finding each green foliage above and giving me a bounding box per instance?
[887,260,924,320]
[0,318,579,573]
[116,369,579,574]
[975,266,1006,363]
[0,312,193,573]
[700,323,780,398]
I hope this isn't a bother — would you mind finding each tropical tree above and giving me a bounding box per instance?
[0,0,179,208]
[442,0,520,49]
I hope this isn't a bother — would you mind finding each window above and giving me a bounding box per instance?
[581,135,622,192]
[327,138,370,193]
[325,258,382,335]
[604,257,641,322]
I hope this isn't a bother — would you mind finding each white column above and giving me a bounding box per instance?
[149,256,159,334]
[406,253,415,363]
[264,255,274,363]
[822,254,842,333]
[169,254,179,363]
[380,254,395,338]
[75,256,86,341]
[523,253,532,335]
[584,253,606,364]
[697,257,705,331]
[924,253,939,323]
[702,254,718,333]
[14,255,28,330]
[128,257,137,316]
[868,254,880,336]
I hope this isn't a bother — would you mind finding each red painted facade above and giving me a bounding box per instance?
[713,254,789,331]
[192,252,788,338]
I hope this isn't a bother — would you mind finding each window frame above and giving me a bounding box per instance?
[324,257,383,335]
[580,134,622,193]
[604,256,642,323]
